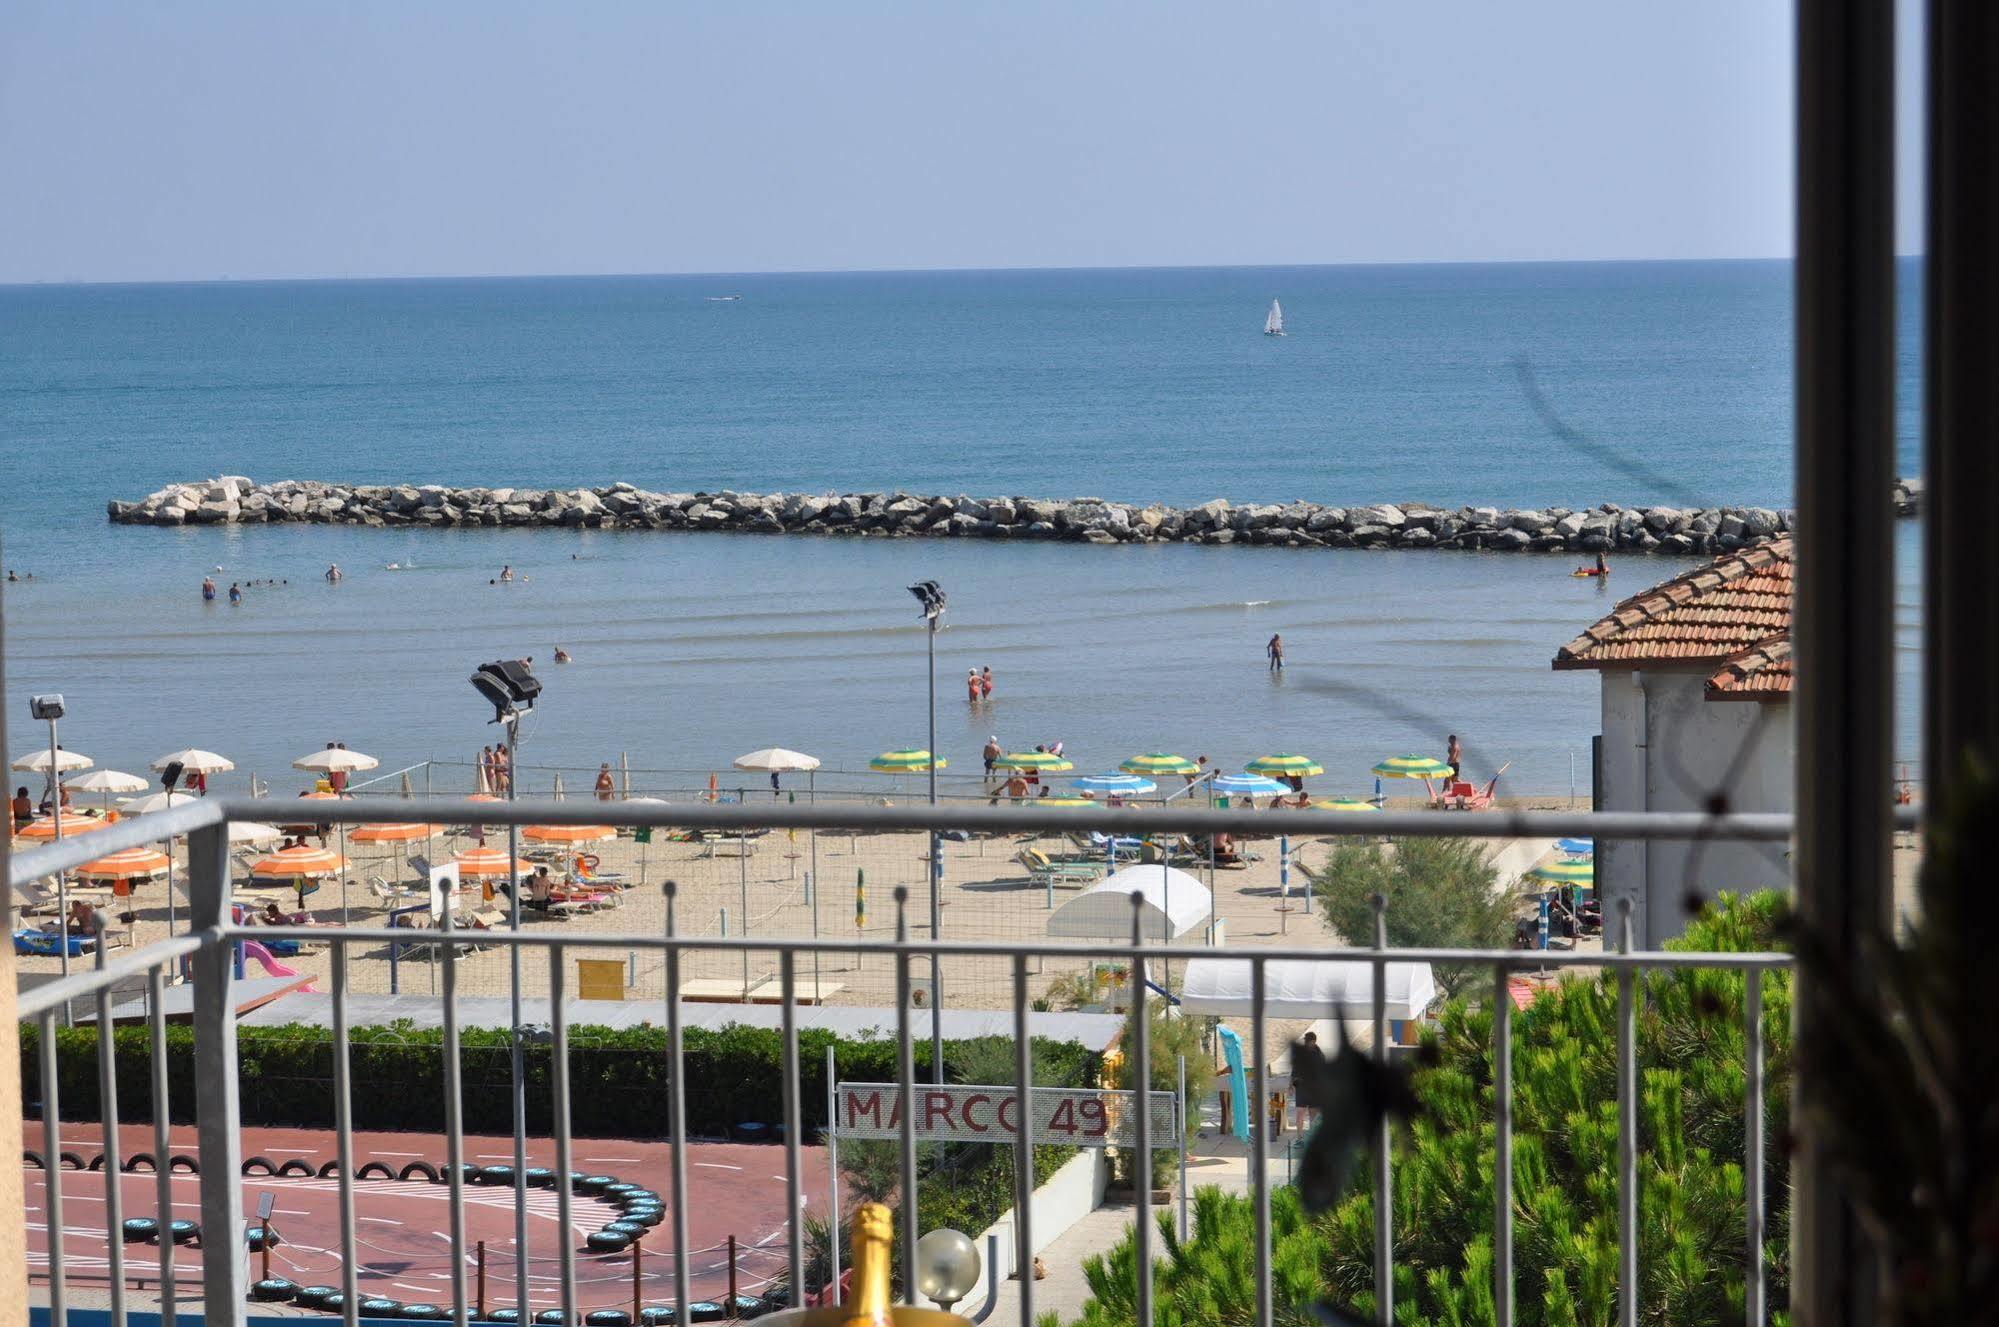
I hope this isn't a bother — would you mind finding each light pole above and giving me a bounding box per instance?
[470,661,540,1318]
[30,696,71,992]
[906,582,947,1085]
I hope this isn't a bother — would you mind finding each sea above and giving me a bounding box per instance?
[0,261,1924,796]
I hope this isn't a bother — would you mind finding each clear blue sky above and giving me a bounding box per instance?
[0,1,1924,284]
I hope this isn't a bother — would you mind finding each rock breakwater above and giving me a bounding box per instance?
[109,477,1923,555]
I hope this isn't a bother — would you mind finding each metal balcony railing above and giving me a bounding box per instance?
[10,795,1797,1327]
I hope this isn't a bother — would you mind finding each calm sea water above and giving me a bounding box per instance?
[0,262,1923,792]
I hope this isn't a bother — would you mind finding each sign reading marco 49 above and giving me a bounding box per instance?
[835,1082,1177,1149]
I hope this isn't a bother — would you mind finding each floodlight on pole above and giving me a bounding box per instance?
[905,581,947,1083]
[28,694,72,999]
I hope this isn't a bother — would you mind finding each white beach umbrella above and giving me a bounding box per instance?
[226,821,283,846]
[12,748,92,774]
[732,748,822,773]
[67,769,149,795]
[121,790,200,815]
[151,749,235,774]
[293,746,380,774]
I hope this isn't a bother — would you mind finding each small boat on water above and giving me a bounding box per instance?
[706,295,742,302]
[1263,299,1285,337]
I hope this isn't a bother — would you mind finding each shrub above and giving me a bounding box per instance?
[1306,837,1515,997]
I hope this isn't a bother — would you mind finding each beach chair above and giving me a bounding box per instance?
[1437,762,1508,811]
[1016,848,1105,887]
[11,881,62,917]
[368,875,424,906]
[406,853,434,880]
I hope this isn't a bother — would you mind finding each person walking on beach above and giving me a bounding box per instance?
[967,669,981,704]
[1267,633,1285,671]
[202,576,217,602]
[594,763,615,801]
[1446,734,1462,782]
[980,666,994,699]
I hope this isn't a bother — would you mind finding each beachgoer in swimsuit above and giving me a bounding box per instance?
[1268,633,1285,671]
[325,565,342,582]
[968,670,981,703]
[980,666,994,698]
[228,582,242,604]
[202,577,217,601]
[1446,734,1462,781]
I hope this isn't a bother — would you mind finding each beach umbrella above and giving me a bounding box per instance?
[250,845,346,877]
[453,846,531,877]
[74,847,172,881]
[1372,754,1453,780]
[1246,753,1324,778]
[1070,774,1157,796]
[1315,797,1382,813]
[12,747,92,775]
[870,749,945,773]
[151,749,235,774]
[350,822,440,843]
[1029,797,1096,808]
[121,790,200,816]
[733,748,822,773]
[1119,753,1199,777]
[1556,837,1594,857]
[994,751,1074,773]
[226,822,283,845]
[1211,773,1289,797]
[15,815,109,841]
[522,823,617,844]
[293,746,379,774]
[66,769,149,816]
[1528,859,1594,885]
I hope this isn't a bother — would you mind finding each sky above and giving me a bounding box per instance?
[0,1,1925,284]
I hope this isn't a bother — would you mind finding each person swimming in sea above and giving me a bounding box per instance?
[553,647,571,663]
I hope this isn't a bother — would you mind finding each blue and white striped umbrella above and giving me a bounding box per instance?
[1210,773,1289,797]
[1556,837,1595,858]
[1070,773,1158,796]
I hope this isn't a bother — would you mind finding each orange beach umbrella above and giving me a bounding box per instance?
[15,815,109,841]
[521,824,617,844]
[250,845,347,877]
[452,846,532,878]
[74,847,172,881]
[350,821,440,843]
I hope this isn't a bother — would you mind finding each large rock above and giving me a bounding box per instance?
[1353,504,1406,529]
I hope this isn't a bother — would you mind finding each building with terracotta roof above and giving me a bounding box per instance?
[1552,538,1793,944]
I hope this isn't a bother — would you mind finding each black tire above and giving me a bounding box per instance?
[250,1277,299,1302]
[87,1154,108,1171]
[169,1153,200,1174]
[293,1286,340,1310]
[121,1217,160,1242]
[398,1160,441,1183]
[318,1160,344,1178]
[58,1151,86,1170]
[22,1150,43,1170]
[357,1161,397,1181]
[122,1153,158,1173]
[586,1313,634,1327]
[278,1159,316,1178]
[585,1231,633,1253]
[241,1155,279,1176]
[358,1298,403,1319]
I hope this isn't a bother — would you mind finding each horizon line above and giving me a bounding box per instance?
[0,251,1928,292]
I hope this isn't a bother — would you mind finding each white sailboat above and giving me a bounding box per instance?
[1263,299,1285,336]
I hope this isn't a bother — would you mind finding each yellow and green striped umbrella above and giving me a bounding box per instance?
[1528,859,1594,885]
[1246,753,1324,778]
[1315,796,1381,813]
[1373,754,1452,779]
[995,751,1075,773]
[1119,752,1200,776]
[1028,797,1094,808]
[869,748,945,773]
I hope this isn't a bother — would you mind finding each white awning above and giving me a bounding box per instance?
[1046,865,1212,942]
[1179,957,1438,1021]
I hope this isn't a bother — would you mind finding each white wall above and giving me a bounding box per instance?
[1598,670,1793,945]
[957,1148,1109,1314]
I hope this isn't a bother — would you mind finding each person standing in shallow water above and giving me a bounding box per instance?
[1267,633,1285,671]
[980,666,994,699]
[967,669,981,704]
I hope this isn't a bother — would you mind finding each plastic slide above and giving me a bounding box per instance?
[238,939,317,992]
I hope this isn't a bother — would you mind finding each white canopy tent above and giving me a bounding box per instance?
[1047,865,1212,942]
[1179,956,1438,1022]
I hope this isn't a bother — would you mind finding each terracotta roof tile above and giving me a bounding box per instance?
[1552,537,1792,672]
[1705,635,1793,700]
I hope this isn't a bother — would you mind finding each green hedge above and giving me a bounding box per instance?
[20,1020,1100,1142]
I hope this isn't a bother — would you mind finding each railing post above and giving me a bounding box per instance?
[1615,900,1637,1327]
[1370,893,1392,1325]
[188,819,245,1327]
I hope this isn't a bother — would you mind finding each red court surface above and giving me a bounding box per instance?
[27,1125,830,1314]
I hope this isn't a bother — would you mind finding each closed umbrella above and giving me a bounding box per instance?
[1119,753,1199,777]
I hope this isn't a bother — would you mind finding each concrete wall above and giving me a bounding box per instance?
[959,1148,1109,1314]
[1598,670,1794,945]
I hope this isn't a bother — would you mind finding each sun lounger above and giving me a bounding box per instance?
[1016,848,1106,887]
